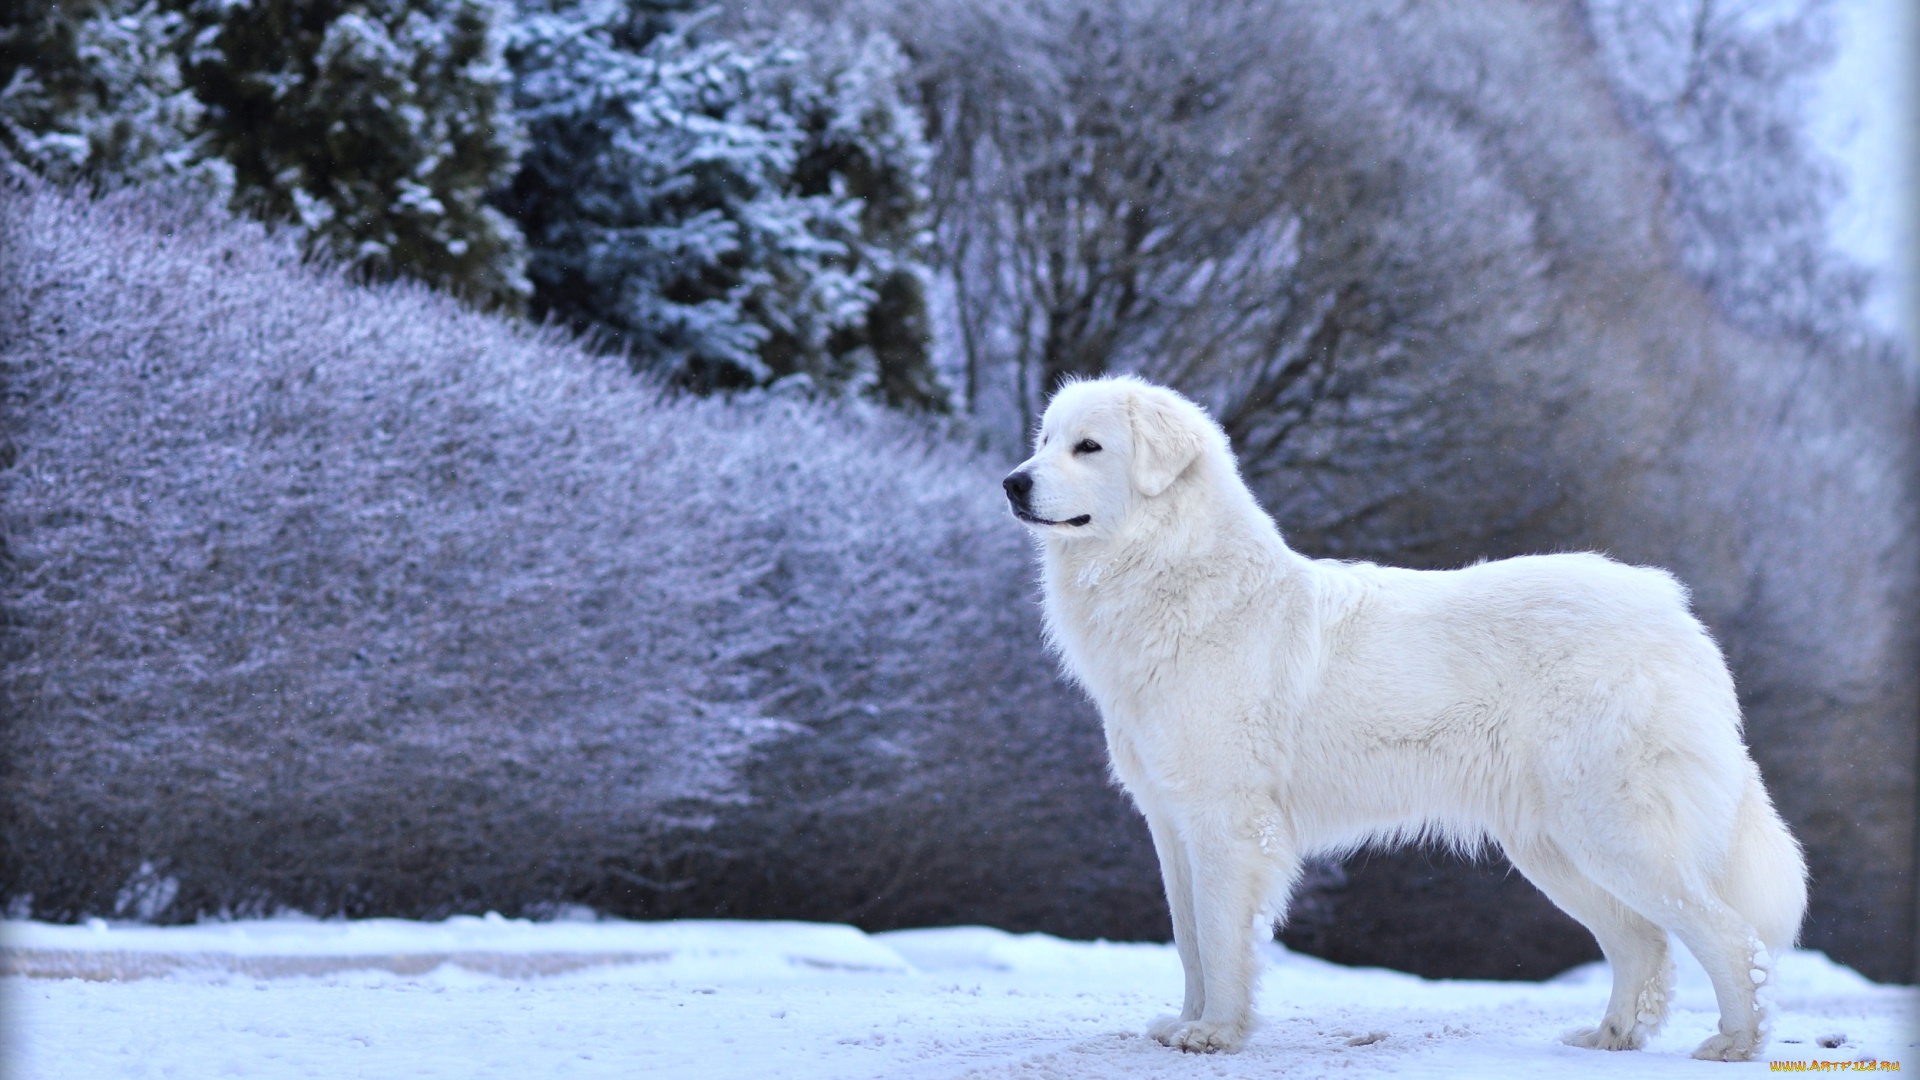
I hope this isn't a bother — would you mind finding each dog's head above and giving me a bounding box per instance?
[1002,376,1218,540]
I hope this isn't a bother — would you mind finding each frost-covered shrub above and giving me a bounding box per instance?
[0,0,230,194]
[180,0,530,308]
[503,4,941,406]
[0,181,1151,931]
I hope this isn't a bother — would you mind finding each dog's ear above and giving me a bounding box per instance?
[1128,388,1203,497]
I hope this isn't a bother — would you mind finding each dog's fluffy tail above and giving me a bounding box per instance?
[1717,768,1807,957]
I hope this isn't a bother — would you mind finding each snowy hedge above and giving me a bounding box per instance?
[0,181,1157,931]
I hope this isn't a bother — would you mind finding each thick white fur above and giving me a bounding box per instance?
[1007,376,1807,1061]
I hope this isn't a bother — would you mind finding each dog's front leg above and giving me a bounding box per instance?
[1159,810,1284,1053]
[1141,807,1204,1040]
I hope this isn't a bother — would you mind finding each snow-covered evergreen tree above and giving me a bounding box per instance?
[772,19,941,410]
[504,4,941,406]
[0,0,230,194]
[180,0,530,308]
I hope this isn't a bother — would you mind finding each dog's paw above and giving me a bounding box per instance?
[1155,1019,1248,1054]
[1146,1015,1188,1042]
[1691,1030,1760,1062]
[1560,1018,1647,1051]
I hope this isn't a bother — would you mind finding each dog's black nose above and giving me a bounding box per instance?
[1003,470,1033,508]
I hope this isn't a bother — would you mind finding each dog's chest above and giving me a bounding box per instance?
[1048,561,1261,692]
[1044,555,1318,796]
[1052,588,1261,740]
[1097,684,1280,801]
[1050,584,1192,700]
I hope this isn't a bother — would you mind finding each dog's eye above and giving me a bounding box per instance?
[1073,439,1102,455]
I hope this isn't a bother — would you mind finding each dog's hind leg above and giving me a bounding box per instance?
[1569,839,1774,1061]
[1141,807,1206,1041]
[1506,838,1672,1051]
[1661,893,1774,1061]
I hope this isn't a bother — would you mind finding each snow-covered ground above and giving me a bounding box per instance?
[3,916,1912,1078]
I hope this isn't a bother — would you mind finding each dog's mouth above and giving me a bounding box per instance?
[1015,510,1093,528]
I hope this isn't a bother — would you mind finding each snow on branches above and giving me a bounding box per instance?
[0,0,231,195]
[504,5,941,406]
[181,0,532,309]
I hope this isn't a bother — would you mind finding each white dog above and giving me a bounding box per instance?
[1003,376,1806,1062]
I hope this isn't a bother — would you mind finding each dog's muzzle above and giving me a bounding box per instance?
[1003,470,1090,527]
